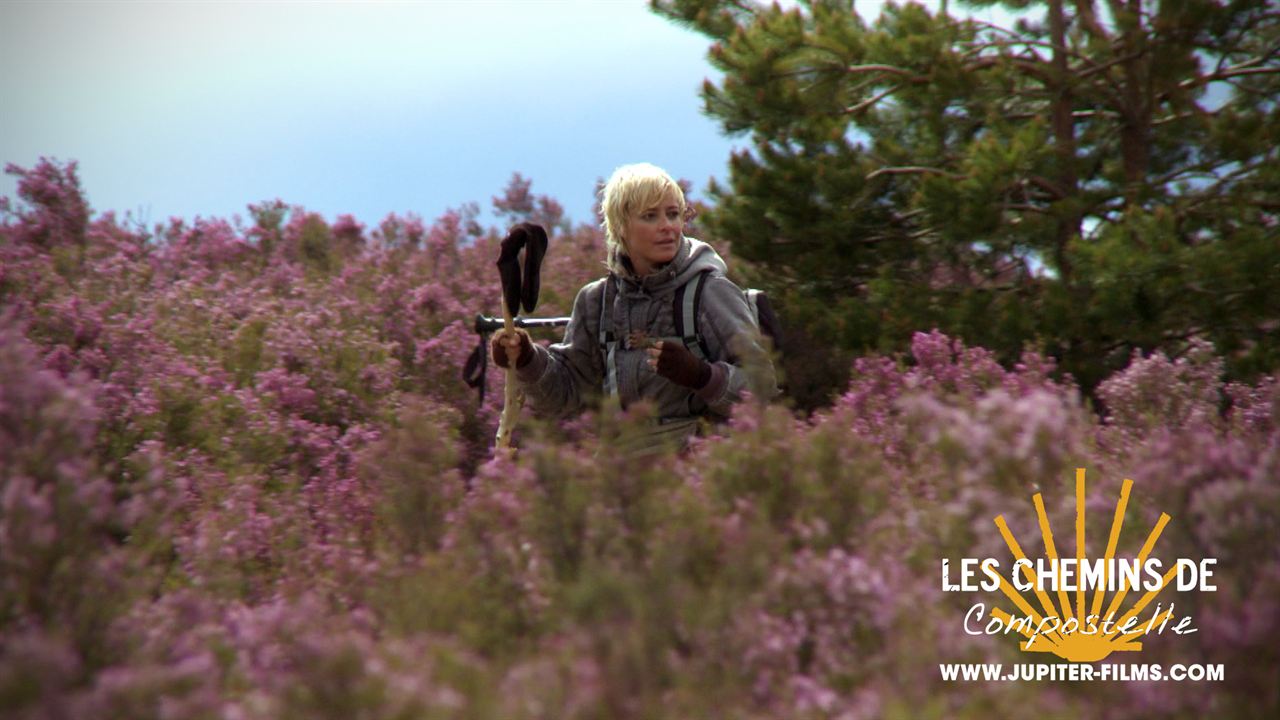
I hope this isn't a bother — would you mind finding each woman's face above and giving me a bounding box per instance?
[623,190,683,276]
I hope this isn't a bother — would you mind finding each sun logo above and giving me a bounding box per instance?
[989,468,1183,663]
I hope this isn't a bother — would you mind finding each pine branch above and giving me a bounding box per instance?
[962,39,1061,57]
[843,85,902,115]
[1002,203,1055,216]
[1172,162,1269,216]
[1180,62,1280,91]
[1000,109,1122,120]
[1149,162,1237,188]
[1075,50,1146,80]
[961,18,1027,41]
[1028,175,1070,200]
[844,64,922,80]
[865,166,964,181]
[1150,108,1220,127]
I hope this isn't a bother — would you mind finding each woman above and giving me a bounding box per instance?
[492,163,776,452]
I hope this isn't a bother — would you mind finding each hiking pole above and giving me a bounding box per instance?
[493,223,548,453]
[462,314,571,405]
[474,314,572,333]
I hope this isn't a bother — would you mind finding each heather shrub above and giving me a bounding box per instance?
[2,158,1276,718]
[1096,340,1226,449]
[0,319,116,619]
[0,625,85,720]
[361,397,465,557]
[2,158,90,251]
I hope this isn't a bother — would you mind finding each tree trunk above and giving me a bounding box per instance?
[1118,0,1151,204]
[1049,0,1079,281]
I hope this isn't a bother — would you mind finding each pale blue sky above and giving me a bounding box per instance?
[1,0,1018,230]
[1,0,747,229]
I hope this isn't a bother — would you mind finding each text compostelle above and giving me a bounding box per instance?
[963,602,1198,647]
[941,557,1218,593]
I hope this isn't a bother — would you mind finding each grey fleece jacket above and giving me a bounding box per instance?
[515,236,777,422]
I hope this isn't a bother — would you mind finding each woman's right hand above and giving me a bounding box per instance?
[490,328,534,369]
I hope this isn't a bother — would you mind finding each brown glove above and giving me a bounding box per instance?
[647,340,712,390]
[491,328,534,370]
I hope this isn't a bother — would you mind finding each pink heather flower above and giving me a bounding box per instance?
[254,367,317,415]
[4,158,91,249]
[1224,374,1278,436]
[374,212,426,249]
[0,625,84,717]
[331,213,365,243]
[1096,339,1225,438]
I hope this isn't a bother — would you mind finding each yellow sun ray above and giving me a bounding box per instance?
[991,573,1062,648]
[1090,478,1132,618]
[1032,492,1076,623]
[1100,512,1172,624]
[994,515,1068,644]
[1103,565,1180,642]
[1075,467,1086,620]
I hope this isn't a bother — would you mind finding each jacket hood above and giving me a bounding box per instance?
[615,236,726,295]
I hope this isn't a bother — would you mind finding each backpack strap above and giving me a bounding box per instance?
[745,288,783,355]
[673,269,713,361]
[744,289,762,323]
[598,276,620,398]
[600,271,716,400]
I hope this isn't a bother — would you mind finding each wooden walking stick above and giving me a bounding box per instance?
[494,223,548,452]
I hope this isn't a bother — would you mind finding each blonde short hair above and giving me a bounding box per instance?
[599,163,687,274]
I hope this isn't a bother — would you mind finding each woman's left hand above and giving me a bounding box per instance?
[647,341,712,390]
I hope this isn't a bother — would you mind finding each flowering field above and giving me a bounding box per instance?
[2,159,1276,719]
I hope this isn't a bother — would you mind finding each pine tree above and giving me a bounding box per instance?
[653,0,1280,404]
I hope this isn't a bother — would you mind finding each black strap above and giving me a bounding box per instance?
[599,275,616,345]
[599,276,620,398]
